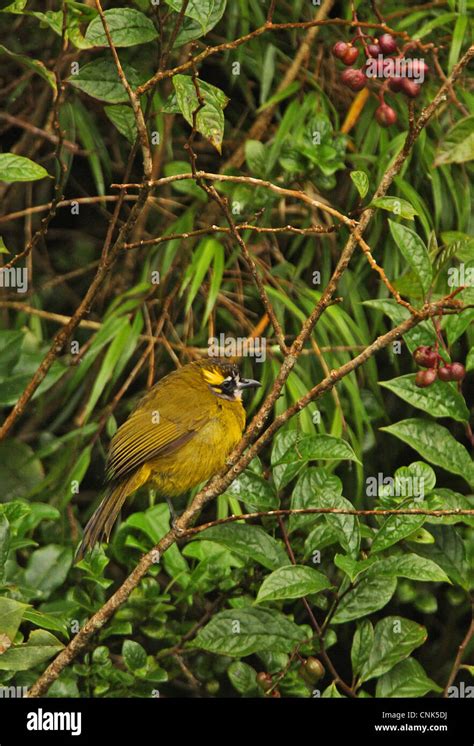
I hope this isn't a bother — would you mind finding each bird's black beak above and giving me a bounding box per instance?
[237,377,261,390]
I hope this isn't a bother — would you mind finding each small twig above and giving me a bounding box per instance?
[443,597,474,697]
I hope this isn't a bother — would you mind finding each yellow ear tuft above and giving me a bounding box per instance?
[201,366,226,387]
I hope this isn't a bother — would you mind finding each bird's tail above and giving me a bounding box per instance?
[75,481,129,562]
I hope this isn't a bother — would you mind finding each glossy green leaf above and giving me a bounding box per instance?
[274,434,360,465]
[380,374,469,422]
[69,58,145,103]
[289,467,342,533]
[173,74,228,152]
[104,105,137,143]
[189,607,309,657]
[85,9,158,47]
[0,153,49,183]
[24,545,73,598]
[122,640,147,670]
[376,657,441,697]
[350,171,369,198]
[434,116,474,167]
[359,617,427,683]
[381,419,474,486]
[0,597,28,642]
[389,220,432,296]
[376,553,450,583]
[194,523,288,570]
[351,620,374,676]
[0,630,64,671]
[370,196,418,220]
[165,0,227,45]
[332,569,397,624]
[371,500,427,554]
[255,565,331,603]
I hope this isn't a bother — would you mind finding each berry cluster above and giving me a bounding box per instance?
[413,346,466,388]
[332,33,429,127]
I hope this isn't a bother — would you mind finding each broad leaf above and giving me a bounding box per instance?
[189,607,309,657]
[255,565,331,603]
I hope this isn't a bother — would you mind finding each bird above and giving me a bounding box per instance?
[75,358,260,561]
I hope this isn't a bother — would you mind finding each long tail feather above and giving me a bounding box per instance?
[75,481,129,562]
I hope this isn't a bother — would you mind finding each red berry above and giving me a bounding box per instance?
[332,41,349,59]
[401,78,421,98]
[256,672,273,692]
[375,103,397,127]
[341,68,367,92]
[438,365,453,382]
[388,76,404,92]
[341,46,359,66]
[366,44,381,57]
[450,362,466,381]
[413,346,439,368]
[415,368,437,388]
[379,34,397,55]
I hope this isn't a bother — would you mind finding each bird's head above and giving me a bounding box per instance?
[197,359,261,401]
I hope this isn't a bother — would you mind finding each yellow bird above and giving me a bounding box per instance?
[75,358,260,560]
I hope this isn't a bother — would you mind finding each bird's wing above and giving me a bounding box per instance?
[105,383,213,482]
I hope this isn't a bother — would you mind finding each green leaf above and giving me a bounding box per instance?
[359,617,427,683]
[370,196,418,220]
[351,620,374,676]
[335,554,378,583]
[289,467,342,533]
[173,74,228,153]
[434,116,474,167]
[194,524,288,570]
[68,58,145,103]
[389,220,432,297]
[226,470,278,512]
[380,374,469,422]
[350,171,369,198]
[22,609,69,639]
[104,105,137,144]
[376,553,451,583]
[381,419,474,487]
[245,140,266,177]
[332,569,397,624]
[255,565,331,603]
[0,440,44,500]
[0,629,64,671]
[371,500,427,554]
[274,434,360,465]
[0,44,56,92]
[85,8,158,47]
[376,658,442,697]
[0,597,28,642]
[165,0,227,45]
[0,236,10,254]
[122,640,147,671]
[189,607,309,657]
[24,545,73,598]
[0,153,49,183]
[427,488,474,528]
[413,526,470,590]
[227,661,258,696]
[271,431,305,490]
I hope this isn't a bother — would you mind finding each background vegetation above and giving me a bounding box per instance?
[0,0,473,699]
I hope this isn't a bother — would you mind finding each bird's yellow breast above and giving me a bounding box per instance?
[147,397,245,496]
